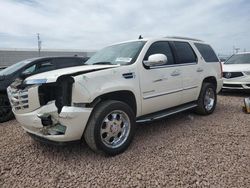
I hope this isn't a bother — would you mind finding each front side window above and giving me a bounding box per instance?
[224,54,250,64]
[194,43,219,62]
[0,59,33,75]
[144,41,174,65]
[174,41,197,64]
[85,41,146,65]
[22,64,36,74]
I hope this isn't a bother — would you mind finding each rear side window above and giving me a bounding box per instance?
[144,41,174,65]
[173,41,197,64]
[36,60,55,73]
[194,43,219,62]
[53,58,81,68]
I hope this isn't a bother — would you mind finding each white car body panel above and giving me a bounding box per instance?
[26,64,120,83]
[72,65,142,116]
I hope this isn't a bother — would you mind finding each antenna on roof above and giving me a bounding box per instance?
[138,35,143,39]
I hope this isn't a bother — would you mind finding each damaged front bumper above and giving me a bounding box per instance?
[14,101,92,142]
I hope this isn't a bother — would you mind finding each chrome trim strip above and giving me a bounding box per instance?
[143,85,198,100]
[143,90,155,94]
[222,87,244,90]
[143,89,183,99]
[150,62,197,69]
[183,86,198,91]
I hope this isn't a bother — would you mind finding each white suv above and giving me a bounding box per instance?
[8,37,223,155]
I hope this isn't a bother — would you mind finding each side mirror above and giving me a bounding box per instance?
[143,54,168,67]
[20,71,32,79]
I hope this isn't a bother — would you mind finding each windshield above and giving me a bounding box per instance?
[85,41,146,65]
[225,53,250,64]
[0,59,33,75]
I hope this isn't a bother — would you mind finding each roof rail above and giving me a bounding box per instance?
[165,36,203,42]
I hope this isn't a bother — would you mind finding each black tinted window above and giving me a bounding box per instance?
[174,42,197,64]
[53,58,81,68]
[36,60,55,73]
[194,43,219,62]
[144,41,174,65]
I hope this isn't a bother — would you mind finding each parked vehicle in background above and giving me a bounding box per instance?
[8,37,223,155]
[0,66,7,70]
[0,56,89,123]
[222,52,250,90]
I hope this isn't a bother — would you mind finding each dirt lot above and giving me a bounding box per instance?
[0,93,249,187]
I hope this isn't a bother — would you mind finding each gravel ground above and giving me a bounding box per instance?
[0,93,250,187]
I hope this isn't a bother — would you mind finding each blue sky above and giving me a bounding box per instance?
[0,0,250,55]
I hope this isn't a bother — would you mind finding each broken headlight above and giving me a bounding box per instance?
[38,76,74,113]
[24,79,47,85]
[55,76,74,113]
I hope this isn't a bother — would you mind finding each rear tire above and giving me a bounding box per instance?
[195,83,217,115]
[84,100,136,156]
[0,93,14,123]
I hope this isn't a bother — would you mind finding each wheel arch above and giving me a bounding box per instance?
[202,76,217,88]
[89,90,137,116]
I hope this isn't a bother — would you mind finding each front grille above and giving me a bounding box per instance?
[8,88,29,111]
[223,84,243,88]
[223,72,244,79]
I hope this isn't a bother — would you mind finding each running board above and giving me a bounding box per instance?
[136,102,197,123]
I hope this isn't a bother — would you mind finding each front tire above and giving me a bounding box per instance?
[0,93,14,123]
[195,83,217,115]
[84,100,136,155]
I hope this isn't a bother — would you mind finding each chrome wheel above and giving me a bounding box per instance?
[100,110,131,149]
[204,88,215,111]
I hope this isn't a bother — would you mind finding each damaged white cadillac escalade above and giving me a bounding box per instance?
[8,37,223,155]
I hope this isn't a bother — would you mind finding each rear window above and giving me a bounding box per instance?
[194,43,219,62]
[173,41,197,64]
[53,58,81,68]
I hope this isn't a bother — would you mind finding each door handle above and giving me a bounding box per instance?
[197,68,204,72]
[153,75,168,82]
[171,70,180,77]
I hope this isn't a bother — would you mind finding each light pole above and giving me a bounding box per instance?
[37,33,42,57]
[233,45,240,54]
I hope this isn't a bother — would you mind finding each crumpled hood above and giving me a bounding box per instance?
[25,64,120,83]
[222,64,250,72]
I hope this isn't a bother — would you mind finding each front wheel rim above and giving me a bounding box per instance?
[204,88,215,111]
[100,110,131,149]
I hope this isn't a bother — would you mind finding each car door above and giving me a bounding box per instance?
[171,41,201,103]
[139,41,183,115]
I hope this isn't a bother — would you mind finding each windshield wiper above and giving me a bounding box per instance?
[93,62,113,65]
